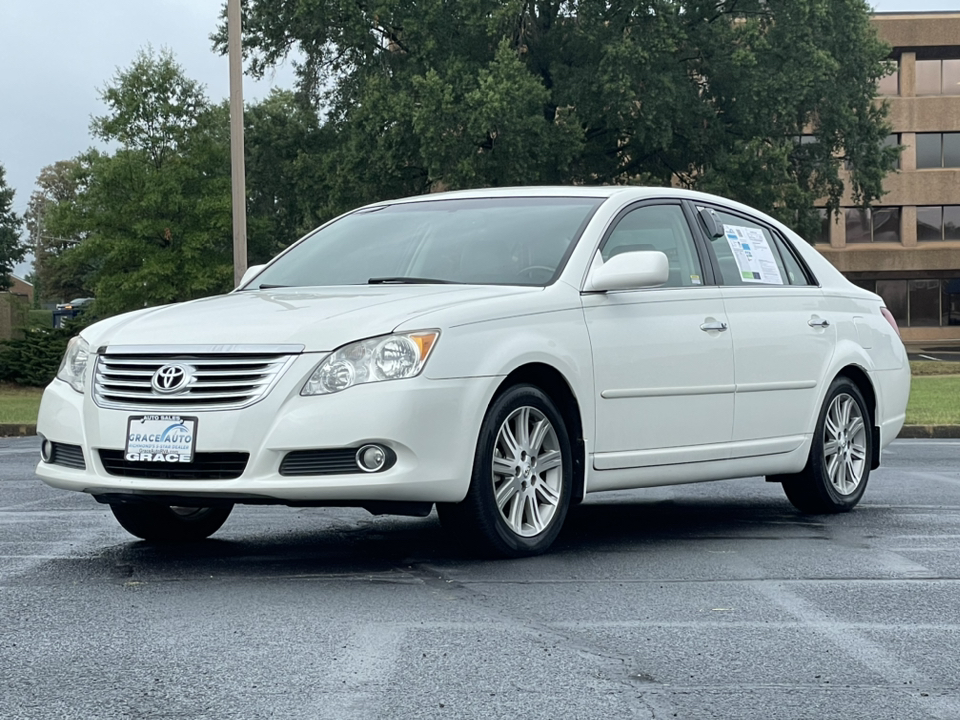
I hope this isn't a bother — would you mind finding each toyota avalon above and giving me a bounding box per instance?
[35,187,910,556]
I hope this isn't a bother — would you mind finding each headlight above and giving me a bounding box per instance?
[302,331,440,396]
[57,335,91,393]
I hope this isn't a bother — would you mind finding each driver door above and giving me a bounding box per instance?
[582,201,736,470]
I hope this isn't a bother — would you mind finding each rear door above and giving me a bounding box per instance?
[693,203,836,443]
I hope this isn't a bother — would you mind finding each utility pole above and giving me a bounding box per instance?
[228,0,248,286]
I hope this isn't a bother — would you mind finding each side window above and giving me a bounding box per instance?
[772,232,815,286]
[706,209,810,287]
[601,204,704,288]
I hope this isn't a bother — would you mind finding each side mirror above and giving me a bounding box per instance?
[699,207,725,238]
[585,251,669,293]
[237,264,266,289]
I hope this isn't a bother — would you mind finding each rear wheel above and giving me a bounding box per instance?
[437,384,572,558]
[109,503,234,542]
[779,377,872,514]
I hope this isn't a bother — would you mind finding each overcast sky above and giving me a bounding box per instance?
[1,0,957,276]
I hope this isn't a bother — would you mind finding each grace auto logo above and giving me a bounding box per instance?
[126,420,194,463]
[151,364,192,394]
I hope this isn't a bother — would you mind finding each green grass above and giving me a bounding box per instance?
[910,361,960,376]
[0,384,44,425]
[906,376,960,426]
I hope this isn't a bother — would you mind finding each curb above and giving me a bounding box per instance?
[0,424,37,438]
[897,425,960,439]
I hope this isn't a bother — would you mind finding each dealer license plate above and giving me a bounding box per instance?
[124,415,198,463]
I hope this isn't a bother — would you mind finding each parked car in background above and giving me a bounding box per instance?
[53,297,94,328]
[35,187,910,556]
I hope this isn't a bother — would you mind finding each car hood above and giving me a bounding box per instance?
[87,285,541,352]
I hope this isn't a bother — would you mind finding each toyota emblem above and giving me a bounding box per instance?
[151,364,192,394]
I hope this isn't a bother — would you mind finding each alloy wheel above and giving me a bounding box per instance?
[822,393,867,496]
[491,406,563,537]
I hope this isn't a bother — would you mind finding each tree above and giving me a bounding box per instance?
[42,50,332,314]
[48,49,235,315]
[244,89,332,260]
[220,0,898,240]
[24,160,86,303]
[0,163,25,291]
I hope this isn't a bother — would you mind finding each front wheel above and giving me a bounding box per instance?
[437,384,572,558]
[109,503,234,542]
[779,377,872,514]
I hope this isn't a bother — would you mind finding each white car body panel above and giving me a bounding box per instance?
[720,285,837,442]
[36,186,910,510]
[87,285,541,352]
[583,286,735,459]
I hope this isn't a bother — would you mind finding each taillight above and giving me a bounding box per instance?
[880,307,900,338]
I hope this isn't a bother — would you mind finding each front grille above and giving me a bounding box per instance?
[50,442,86,470]
[99,450,249,479]
[93,346,299,411]
[280,448,360,476]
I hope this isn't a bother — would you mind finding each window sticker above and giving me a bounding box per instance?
[722,225,784,285]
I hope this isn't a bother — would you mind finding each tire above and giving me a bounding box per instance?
[779,377,872,514]
[437,384,573,558]
[109,503,234,542]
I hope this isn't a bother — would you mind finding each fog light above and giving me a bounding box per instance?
[39,435,53,463]
[357,444,387,473]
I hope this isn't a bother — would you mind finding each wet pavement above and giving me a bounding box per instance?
[2,437,959,719]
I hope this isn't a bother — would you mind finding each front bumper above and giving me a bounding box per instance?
[36,356,499,505]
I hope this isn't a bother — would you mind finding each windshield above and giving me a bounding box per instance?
[248,197,604,289]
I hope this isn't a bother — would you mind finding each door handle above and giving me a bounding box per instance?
[700,320,728,332]
[808,317,830,328]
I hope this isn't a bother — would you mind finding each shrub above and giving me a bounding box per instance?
[0,325,72,386]
[28,309,53,328]
[0,313,94,387]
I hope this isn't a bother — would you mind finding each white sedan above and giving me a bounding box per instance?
[36,187,910,556]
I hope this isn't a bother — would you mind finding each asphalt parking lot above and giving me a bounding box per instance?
[907,346,960,363]
[1,436,959,720]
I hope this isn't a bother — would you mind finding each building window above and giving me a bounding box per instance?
[946,59,960,96]
[844,207,901,244]
[915,58,960,96]
[816,209,830,244]
[916,133,960,168]
[917,206,960,242]
[876,279,908,325]
[847,134,899,172]
[877,62,899,96]
[855,276,960,328]
[918,206,943,241]
[949,207,960,241]
[883,134,900,170]
[910,280,942,326]
[945,279,960,326]
[845,209,870,244]
[916,59,941,95]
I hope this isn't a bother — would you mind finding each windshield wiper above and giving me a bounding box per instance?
[257,283,292,289]
[367,277,457,285]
